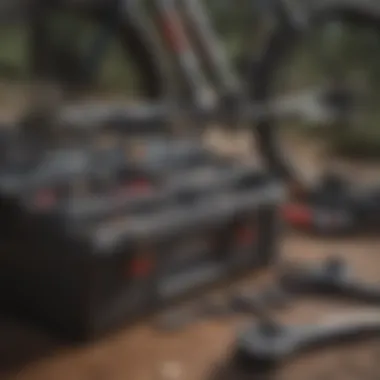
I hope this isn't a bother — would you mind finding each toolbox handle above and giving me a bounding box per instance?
[63,167,274,224]
[93,182,284,252]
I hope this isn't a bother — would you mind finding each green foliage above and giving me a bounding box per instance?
[0,24,28,78]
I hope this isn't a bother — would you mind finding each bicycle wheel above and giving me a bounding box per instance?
[28,0,167,100]
[251,0,380,192]
[17,0,170,138]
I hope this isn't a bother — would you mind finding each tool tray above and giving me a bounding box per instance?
[0,145,266,236]
[0,136,237,236]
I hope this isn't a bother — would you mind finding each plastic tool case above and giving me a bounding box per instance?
[0,147,284,340]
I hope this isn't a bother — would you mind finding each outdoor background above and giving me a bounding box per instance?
[0,3,380,380]
[0,0,379,158]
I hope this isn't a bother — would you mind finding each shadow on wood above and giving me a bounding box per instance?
[0,313,62,376]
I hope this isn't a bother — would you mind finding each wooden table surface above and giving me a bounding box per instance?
[1,233,380,380]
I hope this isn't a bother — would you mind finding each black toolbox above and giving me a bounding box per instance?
[0,166,284,340]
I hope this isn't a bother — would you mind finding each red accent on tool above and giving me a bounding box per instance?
[282,203,312,226]
[236,226,257,247]
[129,256,154,277]
[117,179,152,196]
[34,189,57,209]
[128,179,152,192]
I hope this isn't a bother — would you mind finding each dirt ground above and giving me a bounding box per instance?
[1,233,380,380]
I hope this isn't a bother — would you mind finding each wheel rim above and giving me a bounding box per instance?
[254,15,380,191]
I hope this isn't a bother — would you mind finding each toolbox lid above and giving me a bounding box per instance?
[59,165,274,225]
[90,181,285,254]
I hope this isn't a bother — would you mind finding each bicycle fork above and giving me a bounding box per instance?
[178,0,241,97]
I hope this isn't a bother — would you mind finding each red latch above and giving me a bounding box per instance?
[33,189,57,209]
[128,179,152,192]
[282,203,312,227]
[236,225,257,247]
[117,179,152,196]
[128,256,154,278]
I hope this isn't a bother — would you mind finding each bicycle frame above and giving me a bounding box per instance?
[178,0,240,95]
[27,0,333,135]
[142,0,307,105]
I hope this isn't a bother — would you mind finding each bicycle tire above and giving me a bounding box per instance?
[28,0,167,99]
[251,0,380,189]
